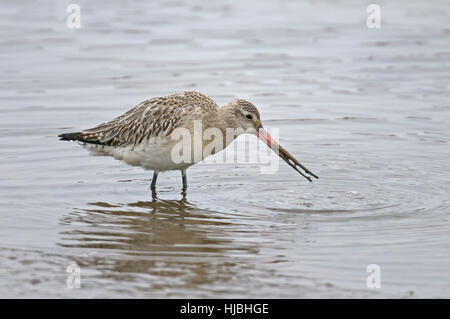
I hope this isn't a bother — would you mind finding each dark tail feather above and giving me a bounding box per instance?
[58,132,105,145]
[59,132,82,141]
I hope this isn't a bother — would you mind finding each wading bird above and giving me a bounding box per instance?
[59,91,318,189]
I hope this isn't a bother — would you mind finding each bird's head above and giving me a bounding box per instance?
[221,98,319,182]
[228,99,262,131]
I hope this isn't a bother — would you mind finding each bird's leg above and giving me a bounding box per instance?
[151,189,157,200]
[181,169,188,189]
[151,171,159,190]
[180,188,187,200]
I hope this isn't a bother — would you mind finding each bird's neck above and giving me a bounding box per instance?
[215,102,236,130]
[212,103,243,148]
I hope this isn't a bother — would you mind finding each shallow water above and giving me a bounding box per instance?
[1,0,449,298]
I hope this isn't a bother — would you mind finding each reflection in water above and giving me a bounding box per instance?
[58,193,257,293]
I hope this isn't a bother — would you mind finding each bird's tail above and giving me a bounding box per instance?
[59,132,83,141]
[58,131,106,145]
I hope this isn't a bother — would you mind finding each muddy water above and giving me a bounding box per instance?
[0,0,449,298]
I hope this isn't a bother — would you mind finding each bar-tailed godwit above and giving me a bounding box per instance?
[59,91,318,189]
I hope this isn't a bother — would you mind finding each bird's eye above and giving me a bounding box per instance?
[246,114,253,120]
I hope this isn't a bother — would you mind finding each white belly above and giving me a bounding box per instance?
[83,138,194,172]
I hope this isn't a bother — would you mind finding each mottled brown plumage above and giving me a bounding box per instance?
[74,91,218,147]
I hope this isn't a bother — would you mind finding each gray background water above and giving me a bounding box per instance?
[0,0,449,298]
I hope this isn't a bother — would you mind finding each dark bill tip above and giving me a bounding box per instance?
[257,128,318,182]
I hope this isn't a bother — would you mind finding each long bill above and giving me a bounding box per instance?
[256,127,319,182]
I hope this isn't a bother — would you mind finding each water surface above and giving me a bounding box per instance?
[0,0,449,298]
